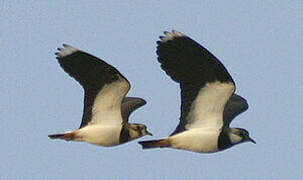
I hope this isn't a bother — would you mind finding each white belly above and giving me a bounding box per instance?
[170,128,220,153]
[75,125,122,146]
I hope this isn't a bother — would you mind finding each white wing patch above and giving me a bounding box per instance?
[160,30,185,42]
[90,76,130,126]
[186,81,235,130]
[56,44,79,58]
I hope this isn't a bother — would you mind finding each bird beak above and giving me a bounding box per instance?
[146,131,153,136]
[247,136,256,144]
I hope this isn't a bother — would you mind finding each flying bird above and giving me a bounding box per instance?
[49,44,152,147]
[139,30,255,153]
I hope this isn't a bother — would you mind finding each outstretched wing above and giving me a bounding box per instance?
[121,97,147,122]
[223,94,248,127]
[55,44,130,128]
[156,30,235,135]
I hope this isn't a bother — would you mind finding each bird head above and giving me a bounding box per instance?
[128,123,153,140]
[229,128,256,145]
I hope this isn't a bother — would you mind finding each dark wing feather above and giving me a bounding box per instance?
[156,31,235,135]
[223,94,248,127]
[121,97,147,122]
[55,44,129,128]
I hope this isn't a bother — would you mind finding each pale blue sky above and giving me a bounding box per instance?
[1,1,302,179]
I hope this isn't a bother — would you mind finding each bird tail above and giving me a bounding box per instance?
[138,138,171,149]
[48,131,75,141]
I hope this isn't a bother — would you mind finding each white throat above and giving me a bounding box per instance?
[229,133,242,144]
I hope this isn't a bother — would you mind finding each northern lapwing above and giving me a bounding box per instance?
[139,30,255,153]
[49,44,152,147]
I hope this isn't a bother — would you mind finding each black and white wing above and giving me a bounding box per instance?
[55,44,130,128]
[156,30,235,135]
[223,94,248,127]
[121,97,147,122]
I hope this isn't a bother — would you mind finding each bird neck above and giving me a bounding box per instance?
[218,127,233,150]
[119,123,131,144]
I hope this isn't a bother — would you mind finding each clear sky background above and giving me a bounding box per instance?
[1,1,302,179]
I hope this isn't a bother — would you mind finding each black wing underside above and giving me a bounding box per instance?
[121,97,147,122]
[56,45,129,128]
[223,94,248,127]
[156,31,235,135]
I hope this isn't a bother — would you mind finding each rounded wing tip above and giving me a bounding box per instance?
[158,30,185,43]
[55,44,79,58]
